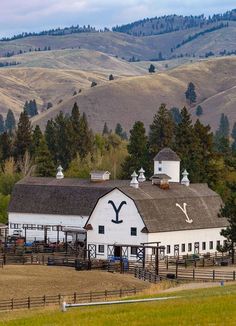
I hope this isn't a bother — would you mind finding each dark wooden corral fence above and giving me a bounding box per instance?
[134,267,160,283]
[0,288,139,312]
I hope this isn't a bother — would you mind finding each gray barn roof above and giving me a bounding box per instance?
[9,177,227,233]
[154,148,180,161]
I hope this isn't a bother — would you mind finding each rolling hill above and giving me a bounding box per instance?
[31,56,236,133]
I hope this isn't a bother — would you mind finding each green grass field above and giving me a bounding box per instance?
[1,284,236,326]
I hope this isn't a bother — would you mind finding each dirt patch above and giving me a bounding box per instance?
[0,265,148,300]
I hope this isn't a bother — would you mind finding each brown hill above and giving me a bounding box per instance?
[32,56,236,133]
[0,50,146,118]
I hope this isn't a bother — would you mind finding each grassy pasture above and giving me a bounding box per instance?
[0,284,236,325]
[0,265,148,299]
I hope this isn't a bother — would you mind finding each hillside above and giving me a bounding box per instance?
[0,49,148,118]
[1,22,236,61]
[32,56,236,133]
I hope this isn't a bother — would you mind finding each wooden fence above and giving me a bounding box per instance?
[0,288,138,312]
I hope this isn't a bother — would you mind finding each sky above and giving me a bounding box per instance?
[1,0,235,37]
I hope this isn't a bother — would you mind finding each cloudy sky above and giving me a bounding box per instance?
[1,0,235,37]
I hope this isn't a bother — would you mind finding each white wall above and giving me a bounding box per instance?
[8,213,88,242]
[87,188,148,259]
[148,227,226,256]
[154,160,180,183]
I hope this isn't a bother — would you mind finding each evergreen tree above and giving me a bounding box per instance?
[45,119,57,163]
[109,74,114,81]
[214,113,230,154]
[196,105,203,116]
[115,123,124,138]
[185,82,197,104]
[232,122,236,152]
[170,107,182,125]
[78,112,93,159]
[121,121,149,178]
[24,100,38,117]
[70,102,81,158]
[148,64,155,73]
[53,111,74,169]
[0,132,12,163]
[149,103,174,156]
[35,138,55,177]
[0,114,4,134]
[14,111,32,161]
[102,122,109,135]
[5,109,16,133]
[31,125,43,156]
[174,107,200,181]
[220,182,236,263]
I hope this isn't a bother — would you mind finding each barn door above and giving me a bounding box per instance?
[174,245,179,258]
[194,242,199,254]
[107,245,114,258]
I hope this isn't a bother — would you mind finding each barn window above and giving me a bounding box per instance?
[217,240,220,247]
[188,243,192,252]
[158,167,162,172]
[98,225,105,234]
[98,245,104,253]
[181,244,185,252]
[130,227,137,236]
[131,247,138,255]
[202,242,206,250]
[209,241,213,249]
[167,245,170,254]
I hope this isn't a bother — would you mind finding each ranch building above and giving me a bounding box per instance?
[8,148,228,260]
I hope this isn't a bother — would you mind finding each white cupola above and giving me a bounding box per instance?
[138,168,146,182]
[56,165,64,179]
[181,169,190,186]
[153,148,180,183]
[130,171,139,189]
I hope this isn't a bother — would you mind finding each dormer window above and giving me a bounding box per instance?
[158,167,162,172]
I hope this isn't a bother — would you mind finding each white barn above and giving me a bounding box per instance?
[8,148,228,259]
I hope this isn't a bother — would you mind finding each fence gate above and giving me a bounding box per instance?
[88,244,96,259]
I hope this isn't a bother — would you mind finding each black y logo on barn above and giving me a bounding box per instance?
[108,200,127,224]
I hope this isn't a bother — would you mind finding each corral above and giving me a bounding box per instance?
[0,265,148,300]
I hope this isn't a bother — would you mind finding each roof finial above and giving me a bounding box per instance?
[130,171,139,188]
[138,167,146,182]
[56,165,64,179]
[181,169,190,186]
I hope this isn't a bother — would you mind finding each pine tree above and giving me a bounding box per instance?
[70,102,81,158]
[220,182,236,263]
[196,105,203,116]
[232,122,236,152]
[0,132,12,162]
[149,103,174,156]
[78,113,93,159]
[148,64,155,73]
[121,121,149,178]
[53,111,74,169]
[14,111,32,161]
[35,138,55,177]
[0,114,4,134]
[185,82,197,104]
[170,107,182,125]
[102,122,109,135]
[115,123,124,138]
[31,125,43,156]
[5,109,16,133]
[109,74,114,81]
[214,113,230,154]
[174,107,200,181]
[45,119,57,163]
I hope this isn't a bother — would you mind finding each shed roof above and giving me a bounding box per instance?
[154,148,180,162]
[9,177,227,233]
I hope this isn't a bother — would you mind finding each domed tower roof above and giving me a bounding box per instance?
[154,148,180,162]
